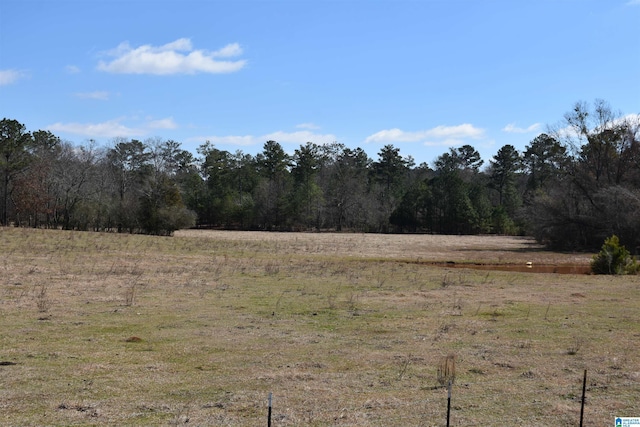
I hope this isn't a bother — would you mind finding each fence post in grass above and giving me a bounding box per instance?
[580,370,587,427]
[446,380,452,427]
[437,354,455,427]
[267,392,272,427]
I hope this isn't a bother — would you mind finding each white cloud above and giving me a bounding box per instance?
[626,0,640,5]
[193,129,338,147]
[554,113,640,142]
[365,124,485,145]
[0,69,25,86]
[554,124,580,141]
[74,91,110,100]
[502,122,541,134]
[97,38,246,75]
[161,38,192,51]
[365,128,409,142]
[263,130,337,145]
[202,135,256,146]
[47,116,177,138]
[427,124,485,139]
[48,119,143,138]
[147,117,178,130]
[65,65,81,74]
[214,43,244,57]
[423,138,466,147]
[620,113,640,124]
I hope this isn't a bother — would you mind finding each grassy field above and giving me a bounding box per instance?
[0,227,638,426]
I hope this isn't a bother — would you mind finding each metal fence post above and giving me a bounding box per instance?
[580,370,587,427]
[446,380,452,427]
[268,392,272,427]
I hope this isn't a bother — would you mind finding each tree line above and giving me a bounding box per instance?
[1,100,638,251]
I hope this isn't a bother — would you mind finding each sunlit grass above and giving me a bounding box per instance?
[0,227,637,425]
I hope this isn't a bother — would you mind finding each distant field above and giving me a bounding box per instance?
[1,227,638,426]
[176,229,589,264]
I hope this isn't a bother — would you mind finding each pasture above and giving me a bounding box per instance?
[0,228,638,426]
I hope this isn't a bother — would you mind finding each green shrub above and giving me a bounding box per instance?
[591,235,639,275]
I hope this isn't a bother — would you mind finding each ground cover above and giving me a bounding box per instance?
[0,228,638,426]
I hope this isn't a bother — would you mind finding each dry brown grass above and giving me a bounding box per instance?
[177,229,588,264]
[0,227,638,426]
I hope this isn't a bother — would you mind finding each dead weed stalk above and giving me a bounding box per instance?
[35,283,51,313]
[437,353,456,387]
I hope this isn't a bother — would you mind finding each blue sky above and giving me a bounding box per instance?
[1,0,639,167]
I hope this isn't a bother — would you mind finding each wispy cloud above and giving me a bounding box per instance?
[48,119,143,138]
[147,117,178,130]
[0,69,26,86]
[193,129,338,147]
[47,116,177,139]
[65,65,81,74]
[296,123,321,130]
[502,122,541,134]
[554,113,640,141]
[263,130,337,145]
[365,124,485,147]
[200,135,256,146]
[74,91,110,100]
[97,38,246,75]
[553,124,580,141]
[626,0,640,5]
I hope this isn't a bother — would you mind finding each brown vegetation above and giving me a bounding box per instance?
[0,227,637,425]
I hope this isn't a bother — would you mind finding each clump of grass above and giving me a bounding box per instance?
[434,321,454,341]
[489,309,504,321]
[264,260,280,275]
[516,340,532,349]
[441,273,454,288]
[521,370,535,378]
[566,337,583,355]
[451,293,463,316]
[273,291,285,314]
[346,292,359,311]
[35,284,50,313]
[544,302,552,320]
[326,293,337,310]
[477,307,504,321]
[609,357,623,370]
[375,273,387,288]
[124,283,137,306]
[396,354,412,380]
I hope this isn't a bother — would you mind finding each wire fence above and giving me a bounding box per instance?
[257,374,639,426]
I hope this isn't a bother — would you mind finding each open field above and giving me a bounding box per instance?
[1,227,638,426]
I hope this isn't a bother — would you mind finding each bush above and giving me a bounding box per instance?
[591,235,639,275]
[141,206,196,236]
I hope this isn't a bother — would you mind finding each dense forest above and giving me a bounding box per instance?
[1,100,639,252]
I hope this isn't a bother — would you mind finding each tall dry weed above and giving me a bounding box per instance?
[35,283,50,313]
[437,354,456,387]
